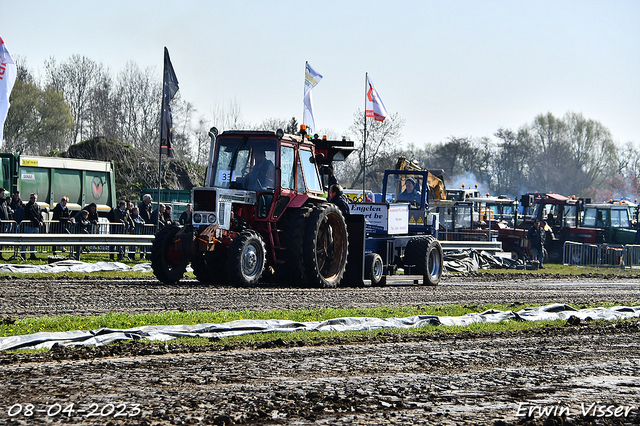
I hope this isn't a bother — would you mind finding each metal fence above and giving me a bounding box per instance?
[0,220,157,261]
[562,241,640,267]
[438,230,499,242]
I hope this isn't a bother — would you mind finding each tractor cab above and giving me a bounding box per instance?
[381,170,437,234]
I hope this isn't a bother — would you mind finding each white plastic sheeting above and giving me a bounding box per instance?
[1,304,639,351]
[0,260,153,274]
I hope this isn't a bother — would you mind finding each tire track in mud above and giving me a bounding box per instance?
[1,275,639,319]
[1,323,639,425]
[1,275,640,425]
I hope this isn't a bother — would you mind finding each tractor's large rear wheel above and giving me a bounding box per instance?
[151,225,189,284]
[277,206,312,286]
[303,203,348,288]
[227,230,266,287]
[405,235,443,286]
[191,248,228,284]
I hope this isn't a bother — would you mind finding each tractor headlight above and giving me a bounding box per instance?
[208,213,217,224]
[193,213,202,223]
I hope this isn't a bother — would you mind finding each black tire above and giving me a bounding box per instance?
[191,249,228,284]
[404,236,443,286]
[151,225,188,284]
[303,203,349,288]
[277,207,312,286]
[511,246,525,261]
[365,253,384,286]
[227,230,266,287]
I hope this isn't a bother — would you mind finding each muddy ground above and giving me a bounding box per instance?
[1,273,639,425]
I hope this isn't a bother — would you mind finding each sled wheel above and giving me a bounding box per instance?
[365,252,384,286]
[511,246,525,261]
[151,225,188,284]
[405,235,443,286]
[191,248,228,284]
[303,203,349,288]
[227,230,266,287]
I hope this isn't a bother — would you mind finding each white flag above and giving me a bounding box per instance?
[365,75,392,123]
[0,37,17,148]
[303,62,323,134]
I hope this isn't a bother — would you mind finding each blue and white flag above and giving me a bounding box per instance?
[303,62,322,134]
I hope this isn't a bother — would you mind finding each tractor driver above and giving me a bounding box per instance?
[247,147,276,190]
[396,177,421,207]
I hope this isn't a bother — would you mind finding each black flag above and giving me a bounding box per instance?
[160,47,179,158]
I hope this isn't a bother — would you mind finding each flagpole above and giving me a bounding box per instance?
[363,73,367,200]
[157,97,163,229]
[303,61,308,130]
[156,48,166,229]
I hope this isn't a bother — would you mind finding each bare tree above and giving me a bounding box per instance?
[565,111,618,189]
[45,55,102,144]
[86,66,119,140]
[115,61,161,151]
[345,109,404,191]
[209,98,244,132]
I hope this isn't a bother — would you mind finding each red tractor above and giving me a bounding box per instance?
[151,127,356,287]
[498,192,599,263]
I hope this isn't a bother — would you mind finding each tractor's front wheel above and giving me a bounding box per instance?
[191,248,228,284]
[303,203,349,288]
[227,230,266,287]
[151,225,189,284]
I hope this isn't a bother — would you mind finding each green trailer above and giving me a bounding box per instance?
[0,153,116,215]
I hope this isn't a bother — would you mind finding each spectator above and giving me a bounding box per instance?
[73,210,91,260]
[10,190,23,227]
[10,190,23,212]
[74,203,99,231]
[396,177,421,206]
[164,205,178,226]
[52,196,74,255]
[527,220,545,269]
[22,193,44,261]
[0,188,10,260]
[150,203,167,230]
[130,206,146,260]
[179,203,192,226]
[131,207,144,230]
[328,183,351,218]
[114,200,135,260]
[138,194,153,224]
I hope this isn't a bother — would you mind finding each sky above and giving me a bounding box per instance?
[2,0,639,148]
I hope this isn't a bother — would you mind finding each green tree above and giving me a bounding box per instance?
[4,63,74,155]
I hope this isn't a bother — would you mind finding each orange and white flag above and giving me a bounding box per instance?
[365,75,392,123]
